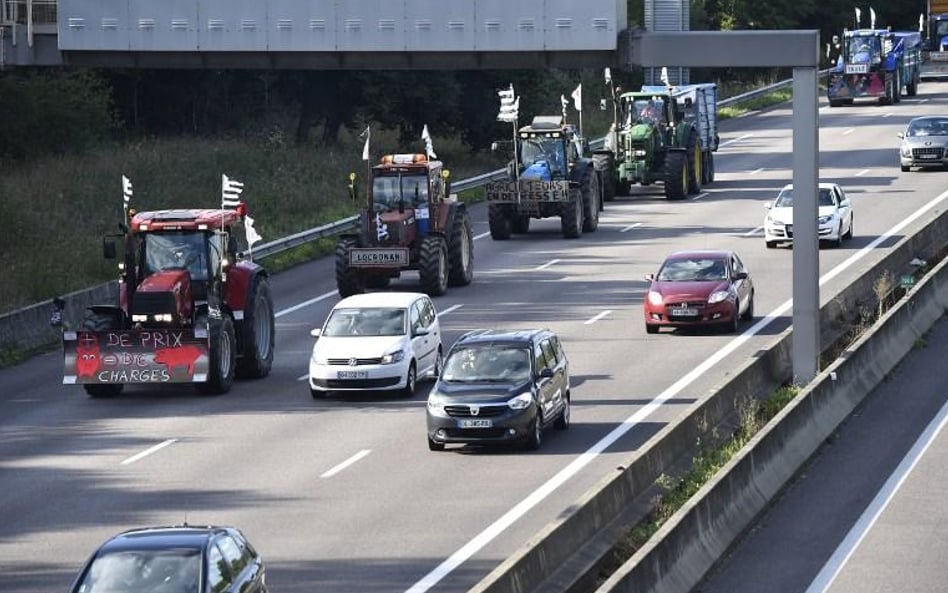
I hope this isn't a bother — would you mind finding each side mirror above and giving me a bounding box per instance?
[764,203,772,209]
[897,132,905,139]
[347,172,357,200]
[840,199,851,207]
[413,326,430,337]
[734,271,748,280]
[103,238,117,259]
[644,273,655,281]
[539,367,555,379]
[310,328,322,338]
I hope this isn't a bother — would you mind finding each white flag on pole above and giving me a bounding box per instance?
[222,174,244,208]
[122,175,133,210]
[560,94,569,119]
[244,214,262,246]
[870,7,876,29]
[360,126,371,161]
[571,83,582,111]
[497,85,519,123]
[855,7,861,27]
[421,124,437,159]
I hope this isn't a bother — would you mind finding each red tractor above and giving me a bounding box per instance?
[56,193,276,397]
[335,153,474,297]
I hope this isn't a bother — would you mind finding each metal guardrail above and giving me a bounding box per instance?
[250,72,829,261]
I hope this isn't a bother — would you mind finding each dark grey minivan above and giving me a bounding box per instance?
[425,328,571,451]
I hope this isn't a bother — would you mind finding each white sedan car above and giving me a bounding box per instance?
[308,292,443,398]
[764,182,854,248]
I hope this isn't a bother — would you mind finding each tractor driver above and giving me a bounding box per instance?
[401,175,430,207]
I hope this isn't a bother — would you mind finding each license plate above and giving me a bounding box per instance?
[669,308,698,317]
[845,64,868,74]
[458,419,492,428]
[919,153,939,159]
[337,370,368,379]
[348,248,409,266]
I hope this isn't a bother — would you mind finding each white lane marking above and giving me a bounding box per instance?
[804,398,948,593]
[691,192,710,201]
[535,259,560,271]
[620,222,642,233]
[474,231,491,241]
[855,169,870,177]
[121,439,177,465]
[584,310,612,325]
[403,185,948,593]
[297,304,464,381]
[750,168,764,175]
[842,128,855,135]
[719,133,754,148]
[882,112,893,118]
[276,290,336,318]
[744,226,763,237]
[321,449,372,478]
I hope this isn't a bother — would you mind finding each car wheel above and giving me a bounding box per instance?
[727,303,740,334]
[901,164,910,172]
[554,396,570,430]
[741,290,755,321]
[844,216,853,240]
[765,241,777,249]
[833,223,843,248]
[525,412,543,450]
[432,347,443,379]
[645,323,659,334]
[401,362,417,398]
[428,436,445,451]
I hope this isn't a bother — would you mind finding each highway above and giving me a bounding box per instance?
[692,317,948,593]
[3,86,948,593]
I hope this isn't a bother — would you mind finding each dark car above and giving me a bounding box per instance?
[67,525,268,593]
[426,329,570,451]
[643,249,755,334]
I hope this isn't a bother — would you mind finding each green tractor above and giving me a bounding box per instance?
[604,83,719,200]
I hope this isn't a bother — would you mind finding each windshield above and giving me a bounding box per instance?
[620,96,667,127]
[442,345,532,383]
[76,548,200,593]
[936,20,948,37]
[657,257,728,282]
[906,118,948,136]
[372,173,429,211]
[322,307,406,337]
[143,231,215,281]
[520,136,566,174]
[847,36,882,63]
[774,188,835,208]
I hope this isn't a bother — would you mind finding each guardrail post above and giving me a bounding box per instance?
[26,0,32,48]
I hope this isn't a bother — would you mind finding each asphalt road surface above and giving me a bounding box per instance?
[4,87,948,593]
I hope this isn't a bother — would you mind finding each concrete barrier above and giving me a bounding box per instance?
[0,281,117,358]
[469,205,948,593]
[599,239,948,593]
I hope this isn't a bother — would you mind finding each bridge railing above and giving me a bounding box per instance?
[2,0,57,46]
[250,70,829,261]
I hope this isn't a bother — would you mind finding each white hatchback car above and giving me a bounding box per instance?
[764,182,854,248]
[308,292,443,398]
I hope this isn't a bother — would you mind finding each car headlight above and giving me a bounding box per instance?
[647,291,664,306]
[311,351,329,366]
[901,145,911,157]
[507,392,534,410]
[427,392,449,417]
[708,290,732,304]
[381,350,405,364]
[818,215,833,224]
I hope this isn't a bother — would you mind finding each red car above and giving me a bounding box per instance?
[643,250,755,334]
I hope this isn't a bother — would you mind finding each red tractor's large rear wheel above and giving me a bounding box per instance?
[236,277,275,380]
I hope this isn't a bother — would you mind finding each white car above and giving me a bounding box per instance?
[764,182,854,248]
[308,292,443,398]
